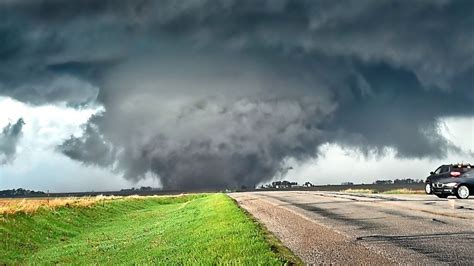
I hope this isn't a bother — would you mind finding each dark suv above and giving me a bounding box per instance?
[431,169,474,199]
[425,163,472,195]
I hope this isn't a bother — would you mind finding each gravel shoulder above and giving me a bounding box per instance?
[229,192,394,264]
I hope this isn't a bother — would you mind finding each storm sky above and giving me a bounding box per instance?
[0,0,473,191]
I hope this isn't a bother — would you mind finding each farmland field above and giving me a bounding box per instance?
[0,193,299,264]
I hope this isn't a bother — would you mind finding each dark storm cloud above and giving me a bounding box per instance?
[58,114,116,167]
[2,0,474,188]
[324,61,471,158]
[0,118,25,164]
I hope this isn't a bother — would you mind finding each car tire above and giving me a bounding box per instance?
[456,185,470,199]
[436,194,448,198]
[425,183,432,194]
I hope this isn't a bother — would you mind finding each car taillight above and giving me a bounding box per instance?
[450,171,461,177]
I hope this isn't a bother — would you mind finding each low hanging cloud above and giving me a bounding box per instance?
[1,0,473,189]
[0,118,25,164]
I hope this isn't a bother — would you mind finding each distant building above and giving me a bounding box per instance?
[374,180,393,185]
[271,180,298,189]
[303,182,315,187]
[341,182,354,185]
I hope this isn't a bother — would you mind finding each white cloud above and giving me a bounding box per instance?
[0,96,100,146]
[438,116,474,154]
[0,96,136,192]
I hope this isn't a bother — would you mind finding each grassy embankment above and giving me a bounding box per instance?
[1,193,300,264]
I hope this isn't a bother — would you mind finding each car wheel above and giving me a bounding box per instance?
[456,185,470,199]
[425,183,432,194]
[436,194,448,198]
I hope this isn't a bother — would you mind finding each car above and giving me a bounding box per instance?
[431,169,474,199]
[425,163,472,195]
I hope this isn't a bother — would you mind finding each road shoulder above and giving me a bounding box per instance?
[229,192,394,265]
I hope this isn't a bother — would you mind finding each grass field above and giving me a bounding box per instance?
[0,193,300,264]
[0,195,116,215]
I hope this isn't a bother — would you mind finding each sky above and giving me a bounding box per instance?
[0,0,473,192]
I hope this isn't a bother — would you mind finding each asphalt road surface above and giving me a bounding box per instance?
[229,191,474,265]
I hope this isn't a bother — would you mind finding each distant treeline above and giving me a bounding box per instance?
[0,188,46,197]
[374,178,424,185]
[120,186,158,192]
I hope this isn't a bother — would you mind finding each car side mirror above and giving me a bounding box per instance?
[430,171,434,175]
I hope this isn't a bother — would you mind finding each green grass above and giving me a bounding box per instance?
[1,194,299,265]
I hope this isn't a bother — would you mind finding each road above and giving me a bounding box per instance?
[229,191,474,265]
